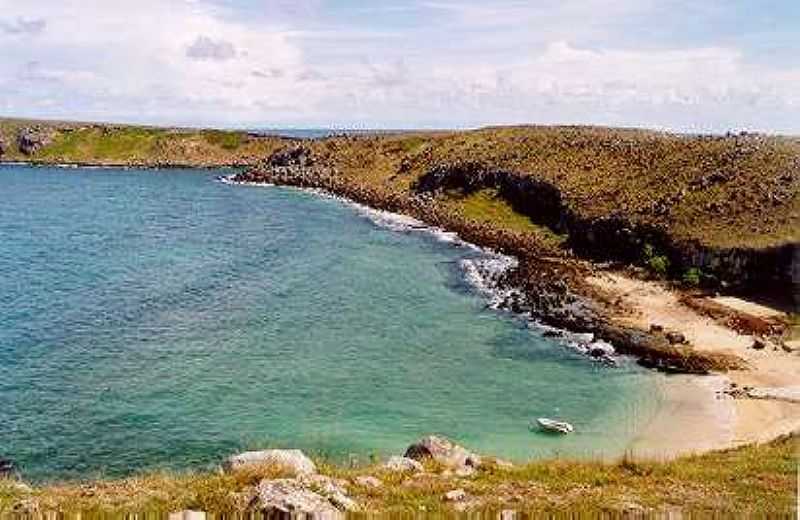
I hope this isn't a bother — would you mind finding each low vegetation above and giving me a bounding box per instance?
[2,119,797,250]
[1,436,795,514]
[443,188,567,248]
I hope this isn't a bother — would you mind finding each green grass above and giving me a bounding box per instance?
[202,130,244,151]
[447,189,568,248]
[35,127,161,162]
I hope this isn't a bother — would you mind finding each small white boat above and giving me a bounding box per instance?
[535,417,574,434]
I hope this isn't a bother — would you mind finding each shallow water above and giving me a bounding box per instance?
[0,165,661,481]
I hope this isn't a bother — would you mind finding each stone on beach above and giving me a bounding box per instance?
[223,449,317,475]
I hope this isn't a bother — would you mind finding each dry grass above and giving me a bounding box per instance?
[2,436,796,515]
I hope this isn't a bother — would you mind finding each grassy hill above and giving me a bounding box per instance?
[2,118,798,293]
[0,118,286,167]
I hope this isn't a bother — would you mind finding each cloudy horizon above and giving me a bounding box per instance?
[1,1,799,133]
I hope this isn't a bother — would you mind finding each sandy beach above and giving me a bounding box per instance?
[587,271,800,458]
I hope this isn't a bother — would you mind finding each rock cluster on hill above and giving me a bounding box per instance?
[221,435,493,516]
[16,127,56,155]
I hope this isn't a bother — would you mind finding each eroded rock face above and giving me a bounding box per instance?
[404,435,482,471]
[17,127,55,155]
[250,479,342,517]
[268,146,314,168]
[0,135,7,157]
[223,449,317,475]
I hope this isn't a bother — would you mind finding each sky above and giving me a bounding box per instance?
[1,0,799,132]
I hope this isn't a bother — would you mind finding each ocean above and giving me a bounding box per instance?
[0,165,661,481]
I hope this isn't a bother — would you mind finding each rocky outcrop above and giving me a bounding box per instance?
[0,135,7,157]
[233,154,749,373]
[267,145,314,168]
[16,127,56,155]
[249,479,345,516]
[412,161,798,305]
[404,435,482,473]
[223,449,317,475]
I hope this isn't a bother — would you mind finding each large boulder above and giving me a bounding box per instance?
[250,479,343,517]
[404,435,482,471]
[223,449,317,475]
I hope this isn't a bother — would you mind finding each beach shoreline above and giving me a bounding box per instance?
[6,159,796,462]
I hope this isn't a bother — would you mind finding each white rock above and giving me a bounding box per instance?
[384,456,423,472]
[444,488,467,502]
[169,511,206,520]
[299,474,358,511]
[223,449,317,475]
[354,475,383,488]
[252,479,342,517]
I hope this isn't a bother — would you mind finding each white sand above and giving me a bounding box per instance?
[586,271,800,458]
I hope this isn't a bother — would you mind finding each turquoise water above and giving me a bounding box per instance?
[0,165,660,482]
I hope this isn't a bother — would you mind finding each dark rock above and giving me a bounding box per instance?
[665,331,688,345]
[0,458,16,478]
[589,347,607,358]
[268,146,314,168]
[649,324,664,333]
[17,127,55,155]
[751,338,766,350]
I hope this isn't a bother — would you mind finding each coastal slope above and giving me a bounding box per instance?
[2,117,798,456]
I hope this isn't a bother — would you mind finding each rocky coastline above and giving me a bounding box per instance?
[231,148,747,374]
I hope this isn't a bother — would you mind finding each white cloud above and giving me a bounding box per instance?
[186,36,237,61]
[0,16,46,35]
[0,0,798,132]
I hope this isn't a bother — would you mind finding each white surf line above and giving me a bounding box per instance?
[222,175,623,366]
